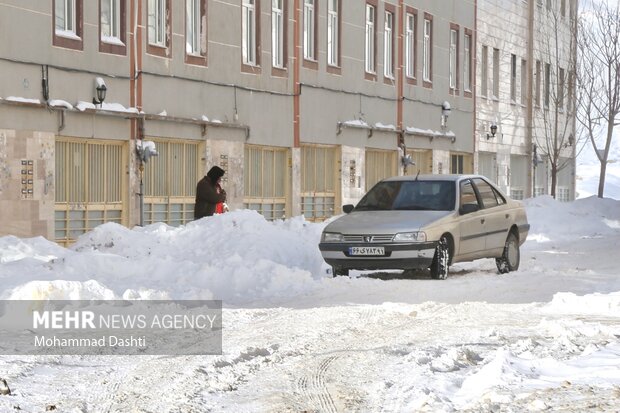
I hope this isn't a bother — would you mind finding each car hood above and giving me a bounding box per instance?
[324,210,453,234]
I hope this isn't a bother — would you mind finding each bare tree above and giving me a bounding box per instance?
[532,0,578,199]
[576,0,620,198]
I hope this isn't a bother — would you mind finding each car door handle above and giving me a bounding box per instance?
[505,214,510,219]
[481,218,485,224]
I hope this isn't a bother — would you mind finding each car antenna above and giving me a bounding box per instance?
[415,170,420,181]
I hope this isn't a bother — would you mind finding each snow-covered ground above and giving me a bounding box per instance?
[1,194,620,412]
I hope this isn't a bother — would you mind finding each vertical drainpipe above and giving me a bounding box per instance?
[293,0,301,148]
[397,0,404,175]
[130,0,144,226]
[526,0,535,197]
[473,0,478,174]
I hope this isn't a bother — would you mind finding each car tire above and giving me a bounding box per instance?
[332,266,349,277]
[430,236,450,280]
[496,232,520,274]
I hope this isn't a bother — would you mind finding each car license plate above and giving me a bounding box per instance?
[349,246,385,256]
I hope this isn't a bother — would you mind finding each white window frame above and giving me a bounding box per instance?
[511,54,517,102]
[148,0,167,47]
[56,0,77,36]
[464,33,471,92]
[365,4,375,74]
[423,18,431,81]
[101,0,121,42]
[304,0,315,60]
[481,45,488,97]
[272,0,284,67]
[186,0,201,55]
[327,0,339,67]
[405,13,415,78]
[521,58,527,104]
[384,11,394,78]
[449,29,457,89]
[242,0,257,65]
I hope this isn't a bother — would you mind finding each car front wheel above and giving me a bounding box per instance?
[496,232,520,274]
[430,236,450,280]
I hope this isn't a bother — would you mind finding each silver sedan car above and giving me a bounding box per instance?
[319,174,529,279]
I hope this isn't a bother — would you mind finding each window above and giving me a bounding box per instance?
[53,0,83,50]
[521,58,527,104]
[365,4,376,75]
[405,11,416,79]
[100,0,126,55]
[481,45,488,97]
[464,31,472,93]
[186,0,207,64]
[423,15,432,84]
[242,0,259,68]
[148,0,167,47]
[366,150,398,190]
[55,139,125,245]
[327,0,340,68]
[535,60,541,107]
[451,154,473,174]
[510,54,517,102]
[384,10,394,79]
[244,145,288,220]
[143,140,200,227]
[509,155,526,200]
[449,27,458,90]
[544,62,551,109]
[473,178,500,209]
[558,67,565,110]
[493,48,500,98]
[561,0,566,17]
[301,145,337,221]
[459,180,478,209]
[272,0,284,68]
[304,0,316,60]
[147,0,171,57]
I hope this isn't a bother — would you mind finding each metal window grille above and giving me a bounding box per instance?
[244,145,288,220]
[366,149,397,189]
[55,139,125,245]
[301,145,336,221]
[405,149,432,176]
[143,139,200,226]
[557,187,570,202]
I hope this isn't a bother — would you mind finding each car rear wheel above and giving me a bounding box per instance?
[332,266,349,277]
[430,236,450,280]
[496,232,520,274]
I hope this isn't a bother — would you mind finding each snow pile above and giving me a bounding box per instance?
[0,210,328,305]
[524,195,620,240]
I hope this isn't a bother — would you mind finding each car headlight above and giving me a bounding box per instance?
[321,232,344,242]
[393,232,427,242]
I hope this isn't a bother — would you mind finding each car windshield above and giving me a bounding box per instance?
[355,180,456,211]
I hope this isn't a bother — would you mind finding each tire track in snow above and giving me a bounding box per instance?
[297,355,340,413]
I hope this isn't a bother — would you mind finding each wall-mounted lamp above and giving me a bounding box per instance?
[486,123,498,140]
[564,134,574,148]
[441,101,451,129]
[93,77,107,107]
[401,154,416,168]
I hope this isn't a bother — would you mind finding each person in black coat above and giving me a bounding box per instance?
[194,166,227,219]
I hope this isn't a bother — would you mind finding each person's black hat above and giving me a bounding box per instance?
[207,166,225,182]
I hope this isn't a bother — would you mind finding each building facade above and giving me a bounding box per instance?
[476,0,577,201]
[0,1,573,244]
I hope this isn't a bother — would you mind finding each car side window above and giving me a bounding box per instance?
[493,187,506,205]
[473,178,499,209]
[460,180,479,209]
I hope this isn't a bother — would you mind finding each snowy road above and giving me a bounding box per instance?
[1,196,620,412]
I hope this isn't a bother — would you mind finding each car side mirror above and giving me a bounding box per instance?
[459,203,480,215]
[343,204,355,214]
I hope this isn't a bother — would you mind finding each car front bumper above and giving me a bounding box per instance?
[319,241,437,270]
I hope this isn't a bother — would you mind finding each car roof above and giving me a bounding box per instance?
[382,174,483,183]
